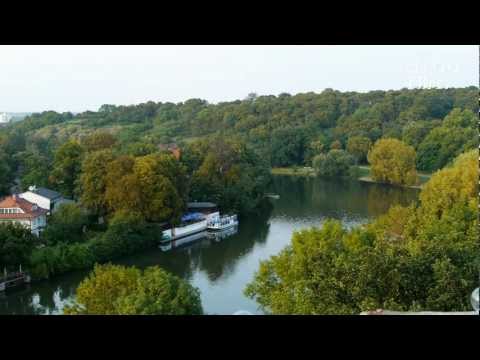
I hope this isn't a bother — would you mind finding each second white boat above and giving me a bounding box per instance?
[207,214,238,231]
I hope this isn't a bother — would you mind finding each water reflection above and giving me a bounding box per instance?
[0,175,419,315]
[271,175,418,222]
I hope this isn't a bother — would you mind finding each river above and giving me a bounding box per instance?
[0,175,420,315]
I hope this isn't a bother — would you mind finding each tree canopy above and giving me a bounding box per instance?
[313,149,355,178]
[187,137,271,214]
[2,87,476,179]
[368,138,417,186]
[50,140,85,199]
[64,264,203,315]
[0,223,37,271]
[346,136,372,164]
[245,149,479,314]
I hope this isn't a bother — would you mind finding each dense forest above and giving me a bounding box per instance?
[0,87,477,198]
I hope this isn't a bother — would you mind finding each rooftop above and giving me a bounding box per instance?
[187,202,217,209]
[27,186,63,200]
[0,195,48,219]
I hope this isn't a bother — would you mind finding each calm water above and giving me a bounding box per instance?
[0,176,419,315]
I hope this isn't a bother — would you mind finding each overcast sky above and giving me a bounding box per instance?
[0,45,477,113]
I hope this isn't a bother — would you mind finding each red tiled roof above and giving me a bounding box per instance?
[0,195,48,220]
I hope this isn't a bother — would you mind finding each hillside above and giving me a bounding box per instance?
[0,87,477,195]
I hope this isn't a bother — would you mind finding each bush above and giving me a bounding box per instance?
[30,210,162,279]
[41,203,89,246]
[313,149,355,178]
[30,242,95,279]
[0,223,37,271]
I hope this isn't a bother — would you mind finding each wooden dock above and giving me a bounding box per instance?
[0,271,31,292]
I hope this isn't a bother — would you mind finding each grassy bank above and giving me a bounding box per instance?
[271,167,316,177]
[271,165,432,189]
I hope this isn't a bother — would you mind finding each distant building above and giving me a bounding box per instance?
[0,194,48,236]
[19,186,73,213]
[0,113,11,124]
[158,143,181,160]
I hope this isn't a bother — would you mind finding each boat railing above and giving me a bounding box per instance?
[207,214,238,226]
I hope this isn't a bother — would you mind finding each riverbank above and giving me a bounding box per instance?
[0,174,420,315]
[357,166,432,189]
[271,165,432,189]
[271,167,316,177]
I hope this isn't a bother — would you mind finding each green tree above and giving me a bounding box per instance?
[41,203,89,246]
[104,155,140,215]
[0,223,37,271]
[20,151,52,190]
[330,139,342,150]
[115,266,203,315]
[416,109,477,172]
[64,264,203,315]
[313,149,355,178]
[270,127,307,167]
[401,120,440,149]
[132,154,185,224]
[122,142,157,157]
[79,149,115,216]
[89,210,159,262]
[245,149,479,314]
[309,139,326,155]
[64,264,140,314]
[82,131,117,152]
[346,136,372,164]
[50,140,85,199]
[367,138,417,186]
[189,138,271,214]
[419,149,478,220]
[0,153,11,195]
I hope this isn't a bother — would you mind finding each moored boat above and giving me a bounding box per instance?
[206,225,238,242]
[207,214,238,231]
[159,212,220,251]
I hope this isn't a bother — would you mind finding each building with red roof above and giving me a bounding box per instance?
[0,194,48,236]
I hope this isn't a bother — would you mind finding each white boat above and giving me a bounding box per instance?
[206,225,238,242]
[207,214,238,231]
[161,212,220,241]
[159,212,220,251]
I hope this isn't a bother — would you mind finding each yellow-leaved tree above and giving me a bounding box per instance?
[367,138,417,186]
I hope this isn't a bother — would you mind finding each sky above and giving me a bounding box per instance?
[0,45,477,113]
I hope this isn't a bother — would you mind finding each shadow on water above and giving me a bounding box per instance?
[0,175,418,315]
